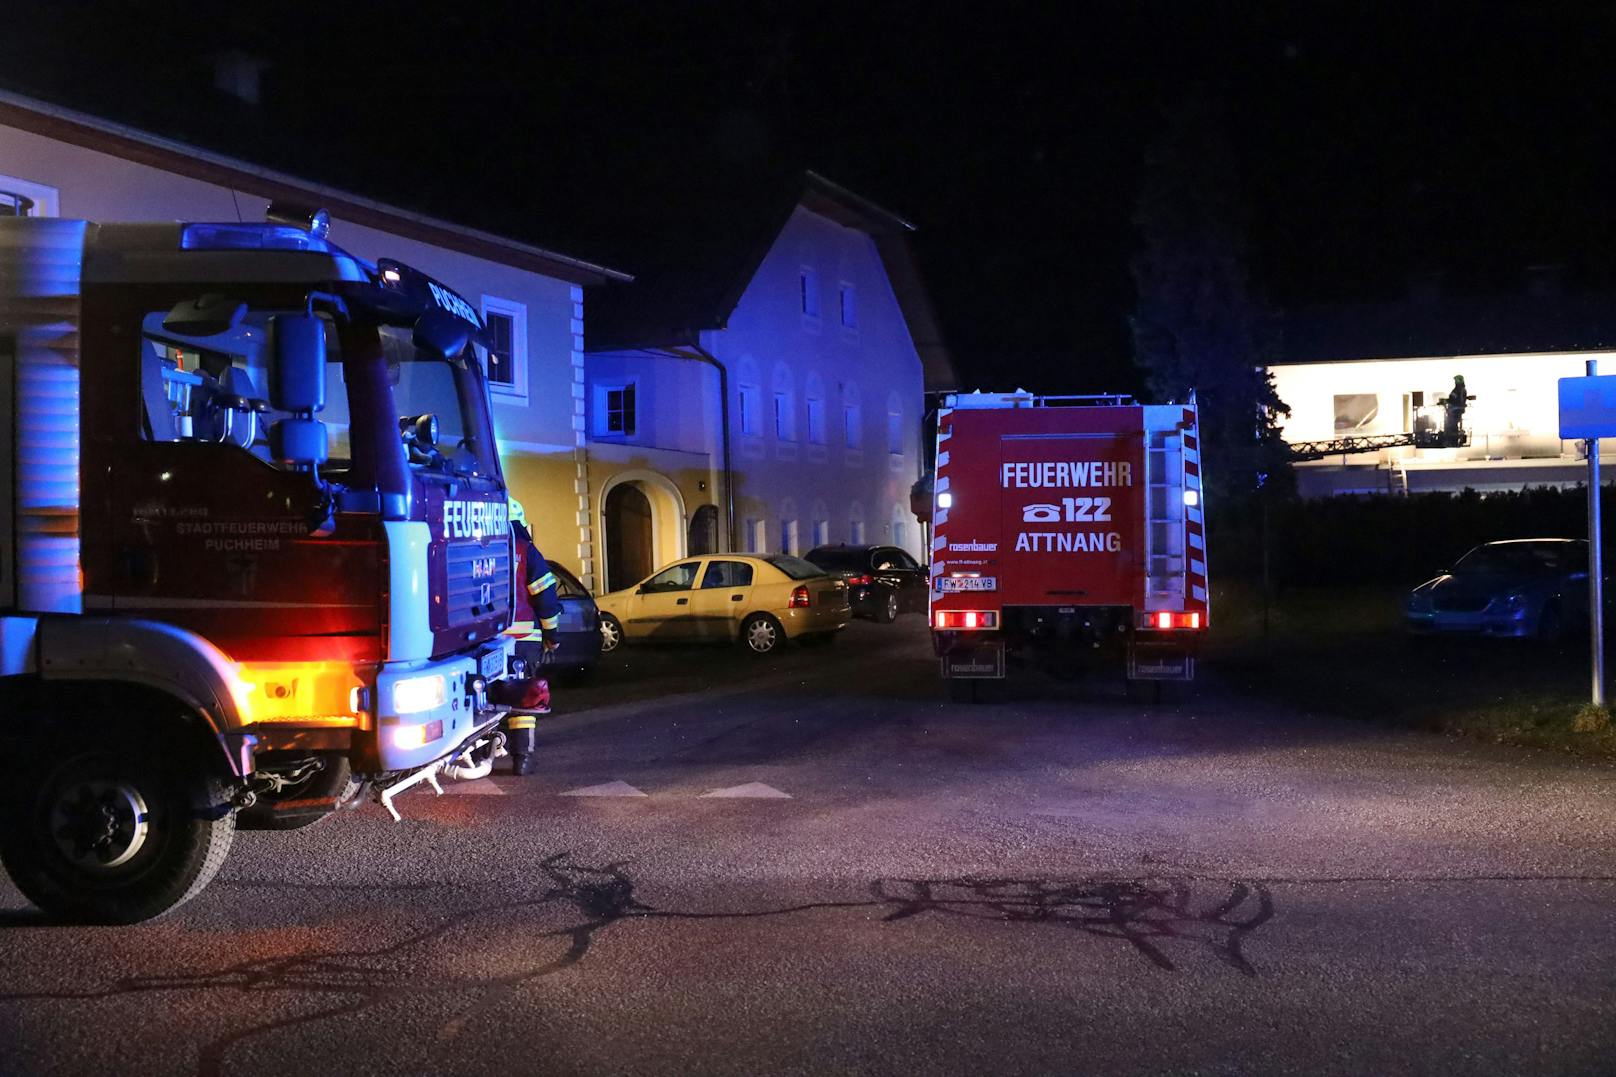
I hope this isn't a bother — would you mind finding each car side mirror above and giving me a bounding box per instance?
[636,584,650,595]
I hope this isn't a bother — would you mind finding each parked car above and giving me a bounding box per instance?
[1404,538,1591,640]
[804,544,928,623]
[508,560,602,676]
[595,554,850,655]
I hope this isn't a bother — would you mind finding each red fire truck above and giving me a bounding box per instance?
[0,210,522,921]
[929,391,1208,696]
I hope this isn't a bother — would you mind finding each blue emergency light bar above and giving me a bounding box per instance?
[179,223,343,254]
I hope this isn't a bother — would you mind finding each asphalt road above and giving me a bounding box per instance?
[4,619,1616,1076]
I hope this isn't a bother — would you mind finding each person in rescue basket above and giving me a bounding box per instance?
[499,499,561,776]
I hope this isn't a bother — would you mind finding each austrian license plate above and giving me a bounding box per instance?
[939,576,997,592]
[479,646,507,681]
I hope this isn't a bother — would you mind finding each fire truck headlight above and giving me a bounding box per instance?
[392,674,446,715]
[937,491,953,509]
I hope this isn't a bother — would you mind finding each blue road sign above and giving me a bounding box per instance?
[1559,374,1616,439]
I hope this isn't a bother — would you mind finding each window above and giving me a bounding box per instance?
[701,560,755,588]
[744,517,765,553]
[1334,393,1379,433]
[800,268,821,318]
[839,284,857,328]
[0,173,59,217]
[887,394,904,455]
[480,296,528,400]
[598,383,636,437]
[642,562,700,593]
[805,373,827,445]
[849,503,866,545]
[812,518,830,547]
[550,563,589,599]
[844,401,863,449]
[771,363,796,441]
[780,518,799,556]
[137,308,351,473]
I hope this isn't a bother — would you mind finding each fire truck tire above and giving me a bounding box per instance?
[0,723,236,924]
[236,756,359,831]
[740,613,784,655]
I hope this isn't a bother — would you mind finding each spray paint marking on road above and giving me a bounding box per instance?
[700,783,792,799]
[560,780,649,797]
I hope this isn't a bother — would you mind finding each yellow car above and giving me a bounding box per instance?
[596,554,851,655]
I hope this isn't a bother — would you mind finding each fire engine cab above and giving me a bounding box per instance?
[929,391,1209,697]
[0,210,520,922]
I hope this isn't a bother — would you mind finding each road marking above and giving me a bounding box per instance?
[560,780,649,798]
[700,782,792,799]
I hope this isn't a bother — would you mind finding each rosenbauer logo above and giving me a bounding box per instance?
[948,541,998,552]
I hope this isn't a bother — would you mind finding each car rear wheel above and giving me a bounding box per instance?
[599,614,624,653]
[875,590,899,624]
[740,613,783,655]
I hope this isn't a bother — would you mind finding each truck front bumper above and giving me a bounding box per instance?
[368,638,514,772]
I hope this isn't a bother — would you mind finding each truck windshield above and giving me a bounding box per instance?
[378,325,499,481]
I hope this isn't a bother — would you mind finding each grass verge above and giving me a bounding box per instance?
[1208,581,1616,759]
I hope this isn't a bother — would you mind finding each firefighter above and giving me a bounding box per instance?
[502,498,561,776]
[1440,374,1472,445]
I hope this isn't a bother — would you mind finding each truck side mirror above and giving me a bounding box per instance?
[270,313,329,471]
[270,313,327,413]
[413,308,471,359]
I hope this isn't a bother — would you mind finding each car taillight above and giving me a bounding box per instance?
[934,610,998,630]
[790,585,811,608]
[848,574,873,586]
[1144,611,1203,630]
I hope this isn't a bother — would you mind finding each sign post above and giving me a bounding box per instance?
[1558,363,1613,705]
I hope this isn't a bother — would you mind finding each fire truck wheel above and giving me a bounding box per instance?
[236,756,359,831]
[0,724,236,924]
[876,591,900,624]
[599,614,624,654]
[740,614,783,655]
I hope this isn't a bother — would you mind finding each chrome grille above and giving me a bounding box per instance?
[445,539,511,624]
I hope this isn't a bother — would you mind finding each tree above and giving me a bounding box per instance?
[1130,91,1290,507]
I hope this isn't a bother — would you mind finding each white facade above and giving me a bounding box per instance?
[1272,350,1615,495]
[587,205,926,591]
[0,98,615,574]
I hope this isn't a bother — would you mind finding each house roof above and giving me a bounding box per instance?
[1280,290,1616,364]
[586,170,957,392]
[0,89,632,286]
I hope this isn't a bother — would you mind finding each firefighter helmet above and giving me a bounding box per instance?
[509,498,527,528]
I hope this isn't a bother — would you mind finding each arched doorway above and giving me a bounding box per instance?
[604,484,654,592]
[688,504,719,555]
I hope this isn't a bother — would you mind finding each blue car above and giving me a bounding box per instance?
[511,560,602,677]
[1404,539,1591,640]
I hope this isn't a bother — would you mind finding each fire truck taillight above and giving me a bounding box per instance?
[1145,611,1203,631]
[934,610,998,630]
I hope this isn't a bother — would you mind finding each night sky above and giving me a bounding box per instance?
[7,3,1616,393]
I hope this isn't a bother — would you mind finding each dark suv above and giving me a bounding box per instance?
[804,544,928,623]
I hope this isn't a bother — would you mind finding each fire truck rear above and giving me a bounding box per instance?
[0,211,521,922]
[929,391,1208,694]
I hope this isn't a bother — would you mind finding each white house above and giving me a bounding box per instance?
[583,172,954,593]
[0,89,630,575]
[1274,287,1616,496]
